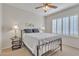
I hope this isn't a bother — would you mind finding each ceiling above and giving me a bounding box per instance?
[7,3,78,16]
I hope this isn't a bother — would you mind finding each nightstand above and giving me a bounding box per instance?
[11,36,22,50]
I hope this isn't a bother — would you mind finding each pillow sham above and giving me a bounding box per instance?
[32,29,39,33]
[24,29,33,33]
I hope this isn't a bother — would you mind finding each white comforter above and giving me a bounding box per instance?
[23,33,61,55]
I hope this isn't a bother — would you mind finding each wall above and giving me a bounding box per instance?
[45,4,79,48]
[2,4,44,49]
[0,4,2,54]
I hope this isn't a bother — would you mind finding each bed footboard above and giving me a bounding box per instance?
[37,38,62,56]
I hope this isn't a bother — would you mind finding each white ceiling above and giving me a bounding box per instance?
[8,3,78,16]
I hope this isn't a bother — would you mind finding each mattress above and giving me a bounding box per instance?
[23,33,61,55]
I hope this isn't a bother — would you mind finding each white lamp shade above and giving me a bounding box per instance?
[41,26,45,30]
[13,25,19,30]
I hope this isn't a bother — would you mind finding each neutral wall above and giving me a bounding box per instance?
[45,4,79,48]
[0,4,2,54]
[2,4,44,49]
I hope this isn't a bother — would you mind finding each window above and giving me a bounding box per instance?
[70,15,78,36]
[63,17,69,35]
[74,15,78,35]
[52,15,78,37]
[57,18,62,34]
[70,16,74,35]
[52,19,57,33]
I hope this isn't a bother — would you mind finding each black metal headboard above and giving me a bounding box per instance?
[21,28,39,42]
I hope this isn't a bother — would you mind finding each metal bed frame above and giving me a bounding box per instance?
[37,38,62,56]
[21,30,62,56]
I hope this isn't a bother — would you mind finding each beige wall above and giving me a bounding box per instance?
[45,4,79,48]
[0,4,2,54]
[2,4,44,49]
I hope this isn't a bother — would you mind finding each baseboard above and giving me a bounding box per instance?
[63,44,79,49]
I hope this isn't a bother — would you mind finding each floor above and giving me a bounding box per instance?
[1,45,79,56]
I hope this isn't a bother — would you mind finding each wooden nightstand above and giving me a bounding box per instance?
[11,36,22,50]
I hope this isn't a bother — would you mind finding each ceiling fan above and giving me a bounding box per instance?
[35,3,57,12]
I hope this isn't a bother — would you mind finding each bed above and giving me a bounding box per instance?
[21,29,62,56]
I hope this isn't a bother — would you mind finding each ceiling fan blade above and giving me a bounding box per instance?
[35,6,44,9]
[48,4,57,8]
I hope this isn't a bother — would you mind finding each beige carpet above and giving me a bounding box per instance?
[1,45,79,56]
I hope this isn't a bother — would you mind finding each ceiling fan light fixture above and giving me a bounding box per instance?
[35,3,57,12]
[42,6,49,12]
